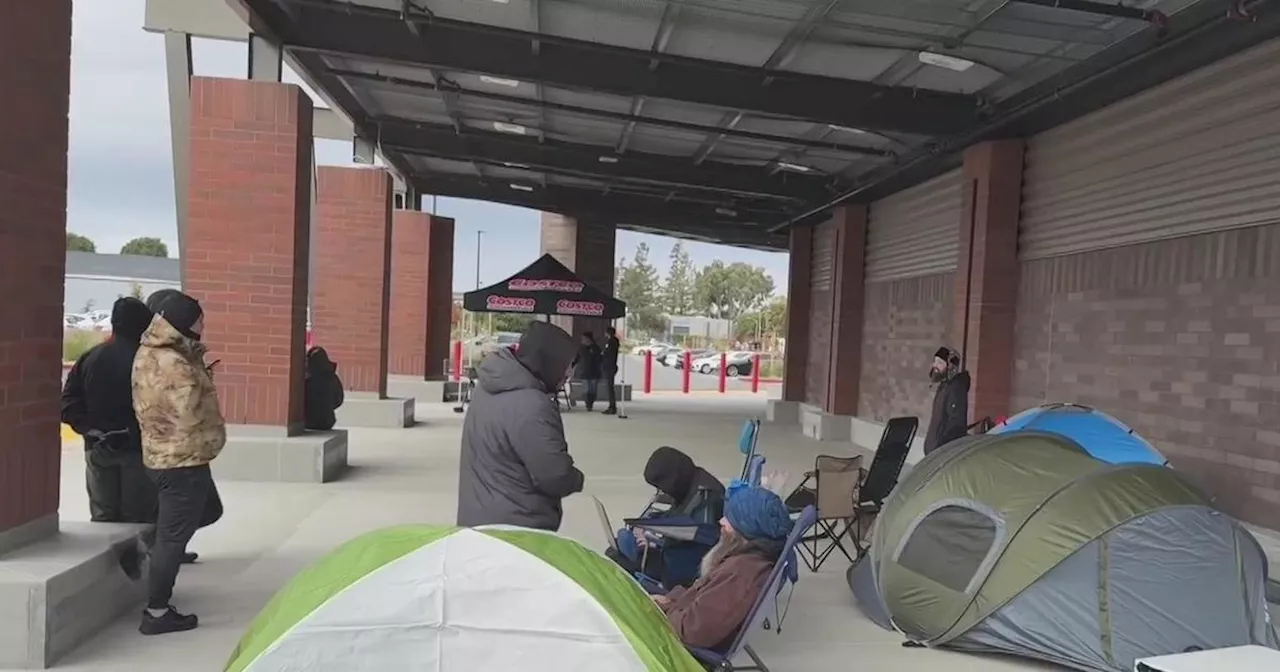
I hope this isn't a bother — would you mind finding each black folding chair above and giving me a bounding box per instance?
[848,416,918,556]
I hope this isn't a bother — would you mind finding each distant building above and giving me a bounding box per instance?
[64,251,180,313]
[666,315,733,340]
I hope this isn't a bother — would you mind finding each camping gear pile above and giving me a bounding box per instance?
[848,423,1279,671]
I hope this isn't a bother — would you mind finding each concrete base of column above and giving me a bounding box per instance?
[800,405,852,442]
[565,381,633,404]
[0,518,150,668]
[386,376,452,404]
[336,394,415,428]
[765,400,801,424]
[211,426,349,483]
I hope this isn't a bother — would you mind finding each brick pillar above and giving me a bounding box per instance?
[0,1,71,542]
[388,211,455,379]
[955,139,1024,422]
[539,213,617,339]
[313,166,392,396]
[184,77,312,433]
[782,225,813,403]
[826,206,867,416]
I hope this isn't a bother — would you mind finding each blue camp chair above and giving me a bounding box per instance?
[688,505,818,672]
[738,418,761,480]
[745,454,766,488]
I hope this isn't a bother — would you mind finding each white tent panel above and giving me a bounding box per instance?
[246,529,645,672]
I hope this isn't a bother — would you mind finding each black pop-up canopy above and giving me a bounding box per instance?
[462,253,627,319]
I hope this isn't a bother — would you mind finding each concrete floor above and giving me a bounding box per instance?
[23,397,1058,671]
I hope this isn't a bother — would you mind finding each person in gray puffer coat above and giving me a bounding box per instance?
[456,321,585,531]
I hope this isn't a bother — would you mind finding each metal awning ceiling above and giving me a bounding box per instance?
[226,0,1279,249]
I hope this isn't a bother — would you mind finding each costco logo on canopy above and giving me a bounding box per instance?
[556,299,604,316]
[487,295,537,312]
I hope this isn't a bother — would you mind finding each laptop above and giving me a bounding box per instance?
[593,496,619,553]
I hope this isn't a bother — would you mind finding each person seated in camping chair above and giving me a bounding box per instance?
[653,486,792,653]
[303,346,345,431]
[608,447,725,589]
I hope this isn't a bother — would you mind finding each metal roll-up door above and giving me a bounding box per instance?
[1020,38,1280,260]
[806,220,836,407]
[867,168,963,282]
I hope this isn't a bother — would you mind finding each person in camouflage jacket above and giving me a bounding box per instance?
[125,291,225,636]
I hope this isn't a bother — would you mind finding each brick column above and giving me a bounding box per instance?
[539,213,617,339]
[313,166,393,395]
[0,1,71,544]
[955,139,1024,422]
[184,77,312,433]
[388,211,455,379]
[782,225,813,403]
[826,206,867,416]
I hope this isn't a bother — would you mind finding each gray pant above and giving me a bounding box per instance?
[145,465,223,609]
[85,443,157,523]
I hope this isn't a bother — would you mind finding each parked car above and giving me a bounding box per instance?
[633,341,673,356]
[667,348,711,369]
[691,351,755,377]
[481,331,522,355]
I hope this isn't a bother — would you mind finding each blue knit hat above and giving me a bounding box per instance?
[724,486,792,542]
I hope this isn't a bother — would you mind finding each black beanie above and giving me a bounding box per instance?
[145,288,183,313]
[934,347,959,365]
[156,292,204,340]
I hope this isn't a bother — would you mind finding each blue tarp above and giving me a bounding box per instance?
[991,404,1168,466]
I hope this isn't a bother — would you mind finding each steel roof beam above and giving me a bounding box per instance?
[264,0,982,135]
[373,119,835,202]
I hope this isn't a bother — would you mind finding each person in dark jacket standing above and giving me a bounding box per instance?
[457,321,585,531]
[922,346,971,455]
[574,331,603,411]
[61,297,159,523]
[601,325,621,415]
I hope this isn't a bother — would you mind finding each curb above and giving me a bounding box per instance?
[60,424,79,442]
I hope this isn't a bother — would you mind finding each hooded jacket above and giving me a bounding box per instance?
[456,322,585,531]
[61,297,154,451]
[923,369,971,455]
[304,346,344,431]
[644,446,725,521]
[131,314,227,470]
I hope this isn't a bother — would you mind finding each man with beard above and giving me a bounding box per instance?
[652,486,792,652]
[457,321,585,531]
[922,346,971,455]
[61,296,159,523]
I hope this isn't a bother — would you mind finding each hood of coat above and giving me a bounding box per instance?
[140,313,206,361]
[949,369,972,391]
[109,296,154,343]
[306,346,338,376]
[477,325,577,395]
[644,446,699,501]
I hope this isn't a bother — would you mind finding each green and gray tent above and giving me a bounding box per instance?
[848,431,1279,671]
[225,525,703,672]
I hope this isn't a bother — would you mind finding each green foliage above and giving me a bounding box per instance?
[734,296,787,340]
[616,243,669,336]
[67,232,96,253]
[120,237,169,257]
[661,242,697,315]
[63,330,106,362]
[491,312,535,334]
[693,261,775,321]
[129,283,144,299]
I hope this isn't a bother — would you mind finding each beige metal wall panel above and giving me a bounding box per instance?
[867,168,963,282]
[806,220,837,407]
[1020,38,1280,260]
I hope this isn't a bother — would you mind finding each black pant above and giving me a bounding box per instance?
[86,445,157,523]
[145,465,223,609]
[604,370,617,409]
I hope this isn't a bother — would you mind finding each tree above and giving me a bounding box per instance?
[661,242,697,315]
[491,312,534,334]
[129,283,144,300]
[67,232,96,253]
[694,261,776,321]
[615,243,668,336]
[120,237,169,257]
[734,296,787,340]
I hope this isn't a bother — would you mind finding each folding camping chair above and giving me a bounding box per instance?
[738,418,761,480]
[847,416,917,556]
[688,505,817,672]
[785,454,863,572]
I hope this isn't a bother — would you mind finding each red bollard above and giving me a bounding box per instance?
[718,352,727,393]
[751,354,761,393]
[643,350,653,394]
[682,351,692,394]
[452,340,463,381]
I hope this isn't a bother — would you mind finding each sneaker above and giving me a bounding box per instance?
[140,607,199,636]
[603,408,618,415]
[181,552,199,564]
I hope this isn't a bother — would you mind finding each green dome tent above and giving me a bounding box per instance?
[225,525,703,672]
[849,432,1278,671]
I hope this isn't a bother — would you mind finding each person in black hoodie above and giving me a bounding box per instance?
[601,326,621,415]
[922,346,971,455]
[573,331,603,411]
[61,296,159,523]
[303,346,345,430]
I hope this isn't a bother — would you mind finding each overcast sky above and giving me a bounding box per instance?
[67,0,789,293]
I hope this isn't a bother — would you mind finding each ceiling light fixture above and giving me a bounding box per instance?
[509,183,534,192]
[501,162,530,169]
[598,155,620,164]
[715,207,738,217]
[918,51,976,72]
[480,75,521,87]
[828,124,866,134]
[493,121,527,135]
[777,161,811,173]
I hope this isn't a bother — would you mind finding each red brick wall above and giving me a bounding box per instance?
[1013,225,1280,528]
[858,273,955,423]
[805,220,837,407]
[424,216,455,379]
[184,77,313,430]
[313,166,392,395]
[827,206,867,416]
[782,225,813,403]
[0,1,71,533]
[388,211,454,379]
